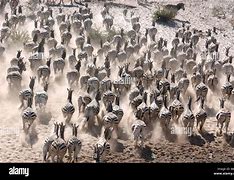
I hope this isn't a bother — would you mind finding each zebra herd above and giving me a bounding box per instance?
[0,1,234,162]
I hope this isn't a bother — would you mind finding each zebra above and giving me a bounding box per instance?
[195,97,207,132]
[67,124,82,163]
[102,102,119,130]
[21,97,37,133]
[195,76,208,101]
[169,90,184,123]
[112,95,124,126]
[182,96,195,136]
[35,82,49,109]
[43,122,59,162]
[216,98,231,135]
[6,71,22,89]
[93,127,112,163]
[53,50,66,74]
[37,58,51,84]
[159,95,172,132]
[66,61,81,87]
[221,75,233,100]
[77,92,92,113]
[62,88,75,124]
[49,123,67,163]
[19,77,36,109]
[131,119,146,147]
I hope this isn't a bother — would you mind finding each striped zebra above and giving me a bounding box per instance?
[195,76,208,101]
[131,119,146,147]
[159,95,172,132]
[19,77,36,109]
[7,58,26,74]
[35,82,49,109]
[93,127,113,163]
[169,90,184,123]
[62,88,75,124]
[221,75,233,100]
[21,97,37,133]
[66,61,81,86]
[43,122,59,162]
[67,124,82,163]
[37,58,51,84]
[6,71,22,89]
[53,50,66,74]
[195,97,207,132]
[216,98,231,135]
[49,123,67,163]
[77,93,92,113]
[112,96,124,125]
[102,102,119,129]
[182,96,195,135]
[178,72,190,94]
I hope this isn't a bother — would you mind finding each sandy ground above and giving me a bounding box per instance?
[0,0,234,163]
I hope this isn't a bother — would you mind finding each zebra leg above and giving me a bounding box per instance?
[67,147,72,163]
[50,154,56,163]
[200,120,205,132]
[73,148,79,163]
[220,123,223,135]
[225,120,230,134]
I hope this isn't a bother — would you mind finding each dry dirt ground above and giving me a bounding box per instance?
[1,0,234,163]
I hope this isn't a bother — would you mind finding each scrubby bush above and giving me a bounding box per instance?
[9,30,30,45]
[212,6,226,19]
[152,8,177,22]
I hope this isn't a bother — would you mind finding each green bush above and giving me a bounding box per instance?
[152,8,177,22]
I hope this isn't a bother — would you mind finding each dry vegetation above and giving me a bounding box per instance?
[212,6,226,19]
[152,8,177,22]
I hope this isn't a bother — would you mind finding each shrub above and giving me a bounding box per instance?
[152,8,177,22]
[212,6,226,19]
[229,18,234,29]
[88,27,120,43]
[9,29,30,45]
